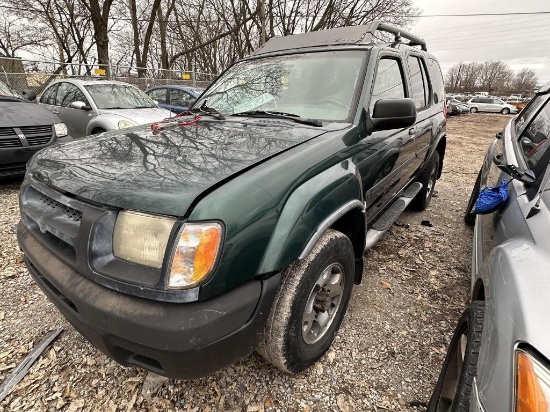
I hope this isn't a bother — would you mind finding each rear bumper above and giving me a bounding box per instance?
[18,222,280,379]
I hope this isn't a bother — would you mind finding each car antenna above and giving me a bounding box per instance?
[526,164,550,219]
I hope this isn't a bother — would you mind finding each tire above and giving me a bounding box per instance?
[470,107,478,113]
[92,128,106,135]
[257,229,355,373]
[464,170,482,226]
[501,108,510,115]
[428,301,485,412]
[409,151,440,211]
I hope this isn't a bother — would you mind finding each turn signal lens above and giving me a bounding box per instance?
[113,211,176,268]
[516,350,550,412]
[168,223,223,289]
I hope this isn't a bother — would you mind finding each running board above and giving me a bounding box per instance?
[364,182,423,251]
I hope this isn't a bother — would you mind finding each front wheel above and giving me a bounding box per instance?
[409,151,440,211]
[257,229,355,373]
[428,301,485,412]
[501,108,510,115]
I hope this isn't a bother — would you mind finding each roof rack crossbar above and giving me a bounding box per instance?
[366,20,427,51]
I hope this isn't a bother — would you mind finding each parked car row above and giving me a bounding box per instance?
[0,79,206,176]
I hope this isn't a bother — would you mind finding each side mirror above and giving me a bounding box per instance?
[493,153,536,185]
[69,101,92,111]
[21,90,36,101]
[368,98,417,133]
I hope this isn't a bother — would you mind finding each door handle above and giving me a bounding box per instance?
[408,128,416,138]
[52,110,59,115]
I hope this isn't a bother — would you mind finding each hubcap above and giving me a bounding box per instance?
[302,263,345,344]
[437,331,468,412]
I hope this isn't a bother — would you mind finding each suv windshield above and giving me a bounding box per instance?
[84,84,157,109]
[195,51,365,121]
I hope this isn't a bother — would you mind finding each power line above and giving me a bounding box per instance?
[417,11,550,17]
[417,15,548,35]
[424,27,550,46]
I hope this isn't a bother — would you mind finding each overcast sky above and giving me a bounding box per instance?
[411,0,550,85]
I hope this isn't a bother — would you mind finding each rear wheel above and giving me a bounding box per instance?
[428,301,484,412]
[409,152,440,211]
[501,108,510,115]
[470,107,478,113]
[258,229,355,373]
[464,170,482,226]
[92,128,106,135]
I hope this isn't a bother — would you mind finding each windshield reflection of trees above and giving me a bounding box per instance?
[201,61,289,114]
[37,121,308,198]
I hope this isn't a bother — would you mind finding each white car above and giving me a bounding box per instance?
[39,79,172,137]
[467,97,518,115]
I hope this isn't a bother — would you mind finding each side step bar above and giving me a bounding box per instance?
[364,182,422,251]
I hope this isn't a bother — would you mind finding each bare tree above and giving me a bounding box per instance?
[0,8,48,58]
[513,68,538,93]
[83,0,115,74]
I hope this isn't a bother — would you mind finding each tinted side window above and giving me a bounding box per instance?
[427,58,444,104]
[519,100,550,170]
[40,85,58,105]
[370,58,405,111]
[407,56,428,110]
[57,83,89,107]
[170,89,192,107]
[148,88,167,104]
[515,95,544,135]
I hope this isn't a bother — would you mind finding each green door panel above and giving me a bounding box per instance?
[257,159,362,273]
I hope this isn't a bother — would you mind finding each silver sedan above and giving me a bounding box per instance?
[38,79,172,137]
[429,84,550,411]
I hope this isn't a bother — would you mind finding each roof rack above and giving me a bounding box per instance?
[253,20,427,55]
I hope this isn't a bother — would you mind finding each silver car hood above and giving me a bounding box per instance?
[97,107,172,124]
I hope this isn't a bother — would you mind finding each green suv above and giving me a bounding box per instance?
[18,21,447,379]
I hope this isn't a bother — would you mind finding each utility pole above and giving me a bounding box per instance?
[259,0,266,45]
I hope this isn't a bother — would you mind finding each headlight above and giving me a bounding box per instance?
[118,120,136,129]
[113,211,176,268]
[168,222,223,289]
[516,349,550,411]
[54,123,68,137]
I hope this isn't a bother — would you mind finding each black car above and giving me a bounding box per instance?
[0,80,70,178]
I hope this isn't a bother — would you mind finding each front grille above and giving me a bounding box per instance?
[0,125,53,148]
[37,192,83,222]
[0,127,22,148]
[20,125,53,146]
[0,127,16,137]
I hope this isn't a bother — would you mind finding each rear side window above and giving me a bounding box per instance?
[407,55,430,110]
[40,85,58,105]
[148,88,167,104]
[519,99,550,170]
[370,58,405,111]
[427,58,444,104]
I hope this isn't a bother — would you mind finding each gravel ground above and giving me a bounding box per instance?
[0,113,511,412]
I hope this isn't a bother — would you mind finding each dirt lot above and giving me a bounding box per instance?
[0,114,511,412]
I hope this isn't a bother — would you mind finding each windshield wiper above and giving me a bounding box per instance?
[232,110,322,127]
[188,101,225,120]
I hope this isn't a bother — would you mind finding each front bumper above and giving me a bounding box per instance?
[18,222,280,379]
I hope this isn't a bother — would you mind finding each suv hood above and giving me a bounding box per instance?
[28,120,326,216]
[0,100,61,126]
